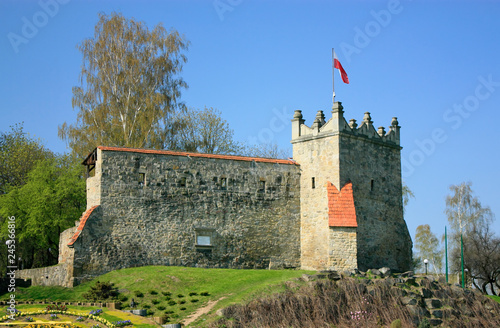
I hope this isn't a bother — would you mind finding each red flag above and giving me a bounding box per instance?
[333,51,349,84]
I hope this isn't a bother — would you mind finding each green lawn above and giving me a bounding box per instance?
[1,266,313,326]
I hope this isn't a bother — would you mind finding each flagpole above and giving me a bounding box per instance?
[332,48,335,104]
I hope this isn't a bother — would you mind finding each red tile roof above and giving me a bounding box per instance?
[95,146,299,165]
[67,205,99,247]
[327,181,357,227]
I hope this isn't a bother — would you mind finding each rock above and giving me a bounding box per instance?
[327,271,342,281]
[407,305,430,318]
[429,318,443,326]
[421,288,433,298]
[401,296,418,306]
[379,267,392,277]
[399,271,414,278]
[405,277,418,287]
[425,298,442,309]
[368,269,381,277]
[431,309,443,318]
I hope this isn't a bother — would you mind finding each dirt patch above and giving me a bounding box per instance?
[182,297,227,326]
[166,275,181,282]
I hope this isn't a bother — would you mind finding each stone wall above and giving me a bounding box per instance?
[67,148,302,283]
[16,263,72,287]
[328,227,357,270]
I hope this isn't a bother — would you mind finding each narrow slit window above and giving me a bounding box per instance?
[180,176,186,187]
[370,179,374,192]
[138,173,145,187]
[259,180,266,192]
[221,177,227,190]
[312,177,315,189]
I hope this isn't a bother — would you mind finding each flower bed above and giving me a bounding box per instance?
[1,307,124,327]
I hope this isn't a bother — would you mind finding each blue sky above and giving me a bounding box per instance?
[1,0,500,247]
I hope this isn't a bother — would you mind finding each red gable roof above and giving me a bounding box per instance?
[327,181,357,227]
[67,205,99,247]
[93,146,298,166]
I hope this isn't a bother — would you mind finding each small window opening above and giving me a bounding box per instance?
[138,173,145,187]
[312,177,316,189]
[370,179,374,192]
[180,176,186,187]
[221,177,227,190]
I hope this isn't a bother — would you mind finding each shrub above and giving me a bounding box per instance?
[167,300,177,306]
[134,291,144,298]
[83,281,119,301]
[200,292,210,296]
[178,300,186,305]
[157,305,166,311]
[147,309,155,316]
[119,295,128,302]
[151,299,160,305]
[46,304,67,312]
[165,296,172,301]
[390,319,402,328]
[177,294,184,298]
[189,292,198,296]
[180,307,186,311]
[142,304,151,309]
[162,291,172,297]
[191,299,199,303]
[149,290,158,295]
[164,310,175,314]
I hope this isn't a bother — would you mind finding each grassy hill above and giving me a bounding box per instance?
[2,266,314,326]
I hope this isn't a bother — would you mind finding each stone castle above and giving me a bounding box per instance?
[18,101,412,287]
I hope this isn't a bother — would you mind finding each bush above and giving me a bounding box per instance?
[142,304,151,309]
[119,295,128,302]
[177,294,184,298]
[178,300,186,305]
[165,296,172,301]
[390,319,402,328]
[180,307,186,311]
[164,310,175,314]
[147,309,155,316]
[189,292,198,296]
[83,281,119,301]
[190,299,199,303]
[200,292,210,296]
[157,305,166,311]
[134,291,144,298]
[149,290,158,295]
[151,299,160,305]
[162,291,172,297]
[167,300,177,306]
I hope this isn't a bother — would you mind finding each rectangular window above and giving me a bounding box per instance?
[370,179,374,192]
[312,177,315,189]
[180,176,186,187]
[221,177,227,190]
[196,235,211,246]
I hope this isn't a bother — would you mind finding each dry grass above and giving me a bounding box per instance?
[210,277,500,328]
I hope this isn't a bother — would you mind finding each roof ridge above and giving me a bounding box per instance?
[96,146,299,165]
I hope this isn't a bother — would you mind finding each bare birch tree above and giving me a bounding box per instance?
[59,12,189,157]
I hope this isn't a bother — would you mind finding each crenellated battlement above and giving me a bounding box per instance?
[291,102,400,147]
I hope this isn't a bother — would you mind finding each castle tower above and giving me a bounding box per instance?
[291,102,412,272]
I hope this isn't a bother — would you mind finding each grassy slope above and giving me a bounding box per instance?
[2,266,313,325]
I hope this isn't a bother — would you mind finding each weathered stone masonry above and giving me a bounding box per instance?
[17,101,412,287]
